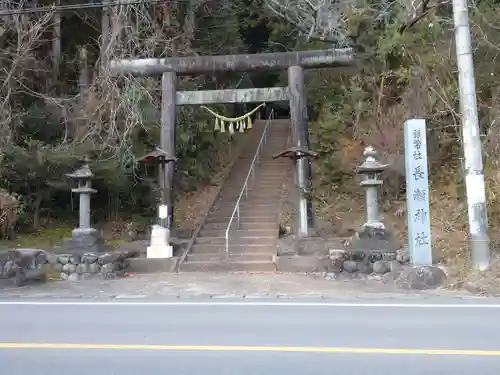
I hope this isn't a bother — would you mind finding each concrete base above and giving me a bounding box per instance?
[123,257,178,273]
[147,245,173,259]
[147,225,173,259]
[274,254,331,273]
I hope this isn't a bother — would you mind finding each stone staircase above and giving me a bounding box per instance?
[179,118,290,272]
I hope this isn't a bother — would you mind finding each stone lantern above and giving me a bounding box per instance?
[356,146,388,229]
[344,146,398,262]
[63,160,106,252]
[137,148,177,259]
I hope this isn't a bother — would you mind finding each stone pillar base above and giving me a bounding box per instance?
[147,245,173,259]
[147,225,173,259]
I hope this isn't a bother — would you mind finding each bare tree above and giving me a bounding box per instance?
[265,0,352,43]
[264,0,450,42]
[0,0,54,148]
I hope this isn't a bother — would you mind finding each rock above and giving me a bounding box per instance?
[395,266,447,290]
[13,249,46,268]
[101,272,116,280]
[76,263,88,274]
[329,249,345,273]
[382,271,397,284]
[437,265,450,277]
[14,269,26,286]
[69,254,82,265]
[343,260,357,273]
[388,260,403,275]
[100,263,117,274]
[463,281,486,295]
[3,260,14,278]
[59,272,69,280]
[46,253,58,265]
[88,263,100,273]
[58,255,70,265]
[82,254,98,264]
[35,252,48,265]
[352,273,368,281]
[356,261,372,274]
[81,273,94,280]
[52,263,63,272]
[396,248,410,263]
[373,260,390,274]
[68,273,80,281]
[115,269,127,277]
[324,272,338,281]
[98,252,121,265]
[368,273,383,281]
[62,263,77,274]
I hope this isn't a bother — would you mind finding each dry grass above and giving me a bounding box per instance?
[307,106,500,294]
[176,137,243,233]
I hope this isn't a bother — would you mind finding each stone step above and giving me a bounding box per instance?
[205,216,277,224]
[179,260,277,272]
[190,243,276,253]
[199,228,276,237]
[223,187,281,193]
[210,208,279,217]
[194,236,276,246]
[218,177,285,185]
[202,221,278,230]
[208,211,278,219]
[180,120,287,272]
[219,182,284,190]
[187,252,274,262]
[212,196,282,204]
[221,176,285,184]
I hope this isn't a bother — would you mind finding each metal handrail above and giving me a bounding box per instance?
[224,110,275,258]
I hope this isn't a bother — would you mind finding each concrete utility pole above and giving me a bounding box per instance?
[452,0,490,270]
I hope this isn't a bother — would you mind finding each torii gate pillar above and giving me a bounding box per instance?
[160,71,176,230]
[288,65,316,237]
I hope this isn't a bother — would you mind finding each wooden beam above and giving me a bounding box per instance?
[109,48,354,76]
[176,87,288,105]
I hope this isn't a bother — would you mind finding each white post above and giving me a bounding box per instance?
[404,119,432,266]
[453,0,490,270]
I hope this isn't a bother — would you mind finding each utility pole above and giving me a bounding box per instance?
[452,0,490,270]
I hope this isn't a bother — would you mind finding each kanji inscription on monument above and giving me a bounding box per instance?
[404,119,432,265]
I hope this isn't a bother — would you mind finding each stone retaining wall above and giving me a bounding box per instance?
[0,248,138,286]
[45,251,137,281]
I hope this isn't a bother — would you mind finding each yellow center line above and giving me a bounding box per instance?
[0,343,499,356]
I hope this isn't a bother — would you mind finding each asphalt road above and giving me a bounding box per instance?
[1,299,500,374]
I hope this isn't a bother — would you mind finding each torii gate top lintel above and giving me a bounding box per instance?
[109,48,354,76]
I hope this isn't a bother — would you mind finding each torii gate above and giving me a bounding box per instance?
[110,48,354,240]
